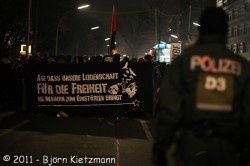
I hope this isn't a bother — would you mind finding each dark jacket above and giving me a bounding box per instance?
[153,35,250,166]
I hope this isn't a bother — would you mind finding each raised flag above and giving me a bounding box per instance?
[109,5,116,55]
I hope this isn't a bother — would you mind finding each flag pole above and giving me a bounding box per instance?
[108,5,116,55]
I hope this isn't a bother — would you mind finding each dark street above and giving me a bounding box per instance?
[0,110,154,166]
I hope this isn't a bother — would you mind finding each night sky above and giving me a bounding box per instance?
[1,0,214,58]
[32,0,182,57]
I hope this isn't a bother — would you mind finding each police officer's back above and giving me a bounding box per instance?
[152,7,250,166]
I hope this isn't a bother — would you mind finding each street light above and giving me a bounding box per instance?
[193,22,201,27]
[78,4,90,10]
[171,34,178,38]
[55,4,90,56]
[91,26,100,30]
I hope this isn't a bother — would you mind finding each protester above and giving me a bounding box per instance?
[122,56,130,62]
[113,53,121,63]
[74,55,83,64]
[47,55,57,64]
[0,55,17,108]
[104,55,113,62]
[137,57,144,63]
[66,54,72,64]
[56,55,68,64]
[152,7,250,166]
[144,54,153,63]
[94,54,104,63]
[82,55,89,63]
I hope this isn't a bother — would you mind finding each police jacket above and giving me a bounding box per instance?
[154,35,250,151]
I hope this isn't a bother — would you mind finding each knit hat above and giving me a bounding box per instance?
[199,7,228,37]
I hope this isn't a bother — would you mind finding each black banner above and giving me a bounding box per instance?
[24,62,154,113]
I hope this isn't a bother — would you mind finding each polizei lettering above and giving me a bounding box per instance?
[190,55,241,76]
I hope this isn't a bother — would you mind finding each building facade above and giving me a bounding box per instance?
[217,0,250,60]
[179,0,217,48]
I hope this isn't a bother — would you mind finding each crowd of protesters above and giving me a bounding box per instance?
[0,52,167,111]
[26,53,161,65]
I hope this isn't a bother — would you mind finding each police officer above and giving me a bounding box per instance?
[152,7,250,166]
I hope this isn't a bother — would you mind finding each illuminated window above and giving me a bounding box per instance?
[231,44,237,53]
[20,44,31,56]
[232,10,235,19]
[239,42,245,53]
[228,27,232,37]
[217,0,223,7]
[246,22,250,34]
[234,8,238,18]
[239,24,244,35]
[239,6,244,17]
[232,25,238,37]
[246,44,250,53]
[228,11,232,20]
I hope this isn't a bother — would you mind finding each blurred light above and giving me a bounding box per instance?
[171,34,178,38]
[154,44,171,49]
[105,38,110,41]
[149,50,153,55]
[168,37,171,43]
[20,44,31,56]
[91,26,99,30]
[193,22,201,26]
[113,50,118,54]
[78,4,90,10]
